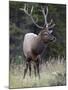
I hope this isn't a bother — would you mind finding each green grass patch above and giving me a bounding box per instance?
[9,59,66,88]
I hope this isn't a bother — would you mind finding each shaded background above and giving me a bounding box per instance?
[9,1,66,64]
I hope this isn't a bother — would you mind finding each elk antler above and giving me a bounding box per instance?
[41,6,55,29]
[20,4,55,29]
[20,4,44,29]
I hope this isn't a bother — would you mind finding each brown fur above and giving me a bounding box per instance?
[23,30,56,78]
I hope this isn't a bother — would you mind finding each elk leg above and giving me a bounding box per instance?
[34,62,37,77]
[36,59,40,79]
[28,61,31,77]
[23,61,28,78]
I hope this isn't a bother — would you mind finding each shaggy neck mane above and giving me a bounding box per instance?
[31,34,46,55]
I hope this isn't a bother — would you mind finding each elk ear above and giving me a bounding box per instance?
[49,30,53,34]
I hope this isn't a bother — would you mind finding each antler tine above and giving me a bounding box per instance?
[30,6,33,14]
[48,19,55,29]
[45,6,48,27]
[48,19,53,26]
[24,4,26,10]
[41,6,48,28]
[46,6,48,18]
[48,23,55,29]
[20,4,30,16]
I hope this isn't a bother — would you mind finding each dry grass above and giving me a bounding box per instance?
[9,58,66,89]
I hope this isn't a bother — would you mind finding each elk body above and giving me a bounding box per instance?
[20,5,56,78]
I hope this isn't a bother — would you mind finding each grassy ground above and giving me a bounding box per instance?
[9,58,66,89]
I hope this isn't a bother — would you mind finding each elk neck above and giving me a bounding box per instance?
[31,34,47,56]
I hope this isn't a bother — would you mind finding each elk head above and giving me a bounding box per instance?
[20,4,56,43]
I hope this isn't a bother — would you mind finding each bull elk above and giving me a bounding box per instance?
[20,4,56,78]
